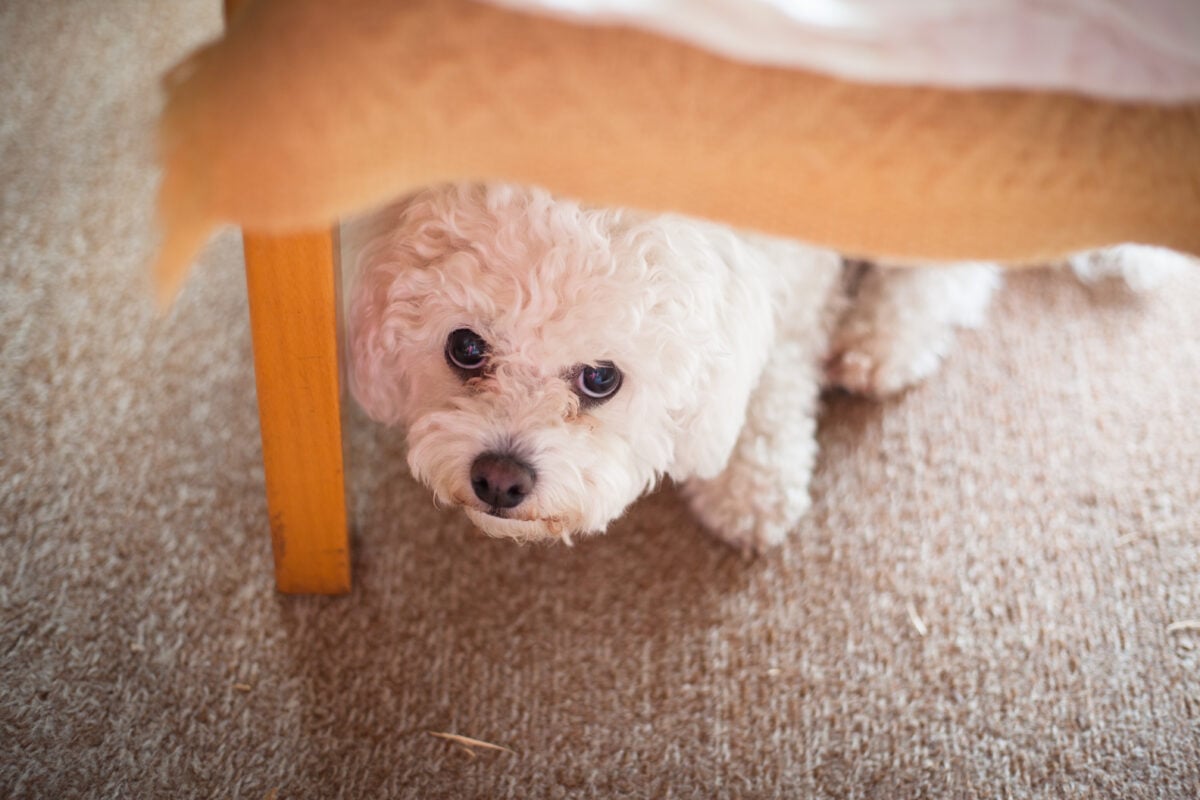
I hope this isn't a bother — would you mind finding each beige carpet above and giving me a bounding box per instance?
[2,2,1198,797]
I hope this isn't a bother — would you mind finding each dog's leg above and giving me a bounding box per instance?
[682,338,823,553]
[826,262,1000,398]
[1067,244,1191,292]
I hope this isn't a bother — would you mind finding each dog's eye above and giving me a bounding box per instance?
[575,362,622,402]
[446,328,488,372]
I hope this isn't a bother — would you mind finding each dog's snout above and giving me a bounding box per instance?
[470,452,536,509]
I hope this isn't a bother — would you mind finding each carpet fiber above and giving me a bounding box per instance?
[2,2,1198,798]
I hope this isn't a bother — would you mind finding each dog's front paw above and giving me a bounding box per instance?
[683,475,810,555]
[825,324,950,398]
[827,263,999,398]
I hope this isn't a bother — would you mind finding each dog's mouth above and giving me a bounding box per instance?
[462,506,572,544]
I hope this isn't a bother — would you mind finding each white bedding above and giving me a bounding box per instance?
[489,0,1200,101]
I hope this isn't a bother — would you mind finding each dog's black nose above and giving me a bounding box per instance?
[470,452,536,509]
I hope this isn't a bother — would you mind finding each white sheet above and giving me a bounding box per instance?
[488,0,1200,101]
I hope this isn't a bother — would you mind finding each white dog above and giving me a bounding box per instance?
[346,183,1173,551]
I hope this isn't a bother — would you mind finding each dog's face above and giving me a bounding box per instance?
[349,184,767,542]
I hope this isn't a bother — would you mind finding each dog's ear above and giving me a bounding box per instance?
[651,235,777,483]
[346,242,413,426]
[664,336,766,482]
[345,191,456,426]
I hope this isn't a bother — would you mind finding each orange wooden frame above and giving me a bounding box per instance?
[228,0,350,594]
[242,230,351,594]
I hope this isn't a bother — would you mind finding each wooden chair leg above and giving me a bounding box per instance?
[242,228,351,594]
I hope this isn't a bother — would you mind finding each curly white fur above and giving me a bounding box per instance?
[346,183,1170,551]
